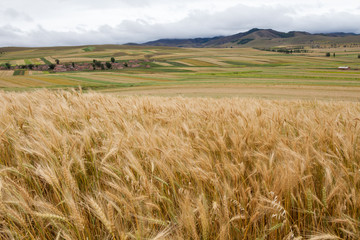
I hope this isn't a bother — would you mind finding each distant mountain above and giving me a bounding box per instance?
[144,36,222,48]
[142,28,360,48]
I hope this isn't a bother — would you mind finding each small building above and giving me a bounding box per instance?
[54,65,67,72]
[338,66,351,70]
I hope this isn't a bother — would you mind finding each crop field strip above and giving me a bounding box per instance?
[109,84,360,100]
[177,58,219,67]
[0,90,359,239]
[31,58,43,65]
[0,70,14,77]
[0,45,359,98]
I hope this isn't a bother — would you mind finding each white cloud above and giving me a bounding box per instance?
[0,1,360,47]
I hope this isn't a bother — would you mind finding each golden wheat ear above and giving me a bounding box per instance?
[0,90,359,239]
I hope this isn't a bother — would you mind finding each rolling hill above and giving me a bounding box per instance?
[142,28,360,48]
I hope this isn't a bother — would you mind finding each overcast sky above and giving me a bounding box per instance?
[1,0,360,47]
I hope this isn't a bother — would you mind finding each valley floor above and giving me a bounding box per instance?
[1,46,360,100]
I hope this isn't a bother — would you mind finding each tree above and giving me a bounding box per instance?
[111,57,115,63]
[28,64,34,70]
[106,62,112,69]
[333,53,336,57]
[326,52,331,57]
[101,64,105,70]
[123,62,128,67]
[72,62,75,68]
[55,59,60,64]
[49,64,56,70]
[95,61,102,68]
[358,54,360,59]
[5,63,11,69]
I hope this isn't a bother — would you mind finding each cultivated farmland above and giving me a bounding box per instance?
[0,45,359,99]
[0,90,359,239]
[0,44,360,239]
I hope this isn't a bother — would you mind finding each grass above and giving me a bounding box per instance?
[0,89,359,239]
[40,57,52,65]
[83,46,96,52]
[13,69,26,76]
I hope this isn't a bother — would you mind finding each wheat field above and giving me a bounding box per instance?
[0,90,359,239]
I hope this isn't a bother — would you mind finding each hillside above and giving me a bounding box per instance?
[142,28,360,48]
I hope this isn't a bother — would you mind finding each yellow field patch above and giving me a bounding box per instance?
[179,58,218,67]
[0,74,77,87]
[153,54,189,60]
[13,60,25,65]
[0,70,14,77]
[0,76,43,87]
[0,78,23,87]
[72,72,150,84]
[44,57,55,64]
[219,56,268,64]
[194,58,231,66]
[153,61,173,66]
[60,57,95,62]
[31,58,43,65]
[31,76,78,85]
[173,60,194,66]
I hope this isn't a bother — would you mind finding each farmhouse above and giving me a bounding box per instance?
[35,65,50,71]
[338,66,351,70]
[112,62,124,69]
[54,65,67,72]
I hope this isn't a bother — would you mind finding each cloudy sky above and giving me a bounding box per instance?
[1,0,360,47]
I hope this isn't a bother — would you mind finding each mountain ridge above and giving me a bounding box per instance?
[141,28,360,48]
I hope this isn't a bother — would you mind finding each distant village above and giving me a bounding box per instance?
[0,58,152,72]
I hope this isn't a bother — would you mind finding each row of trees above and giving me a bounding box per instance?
[92,60,113,70]
[92,57,123,70]
[256,47,308,54]
[2,57,123,70]
[325,52,335,57]
[326,53,360,58]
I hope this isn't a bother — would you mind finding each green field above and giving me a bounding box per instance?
[0,45,360,100]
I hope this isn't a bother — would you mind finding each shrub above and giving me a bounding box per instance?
[111,57,115,63]
[95,61,102,68]
[326,52,331,57]
[48,64,56,70]
[106,62,112,69]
